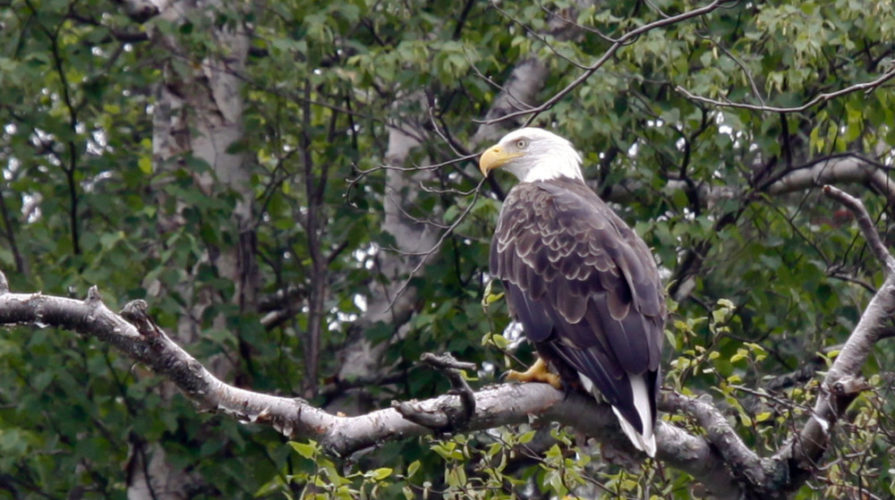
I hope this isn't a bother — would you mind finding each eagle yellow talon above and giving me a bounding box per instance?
[506,358,563,390]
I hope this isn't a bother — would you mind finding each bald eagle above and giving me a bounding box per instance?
[480,128,665,456]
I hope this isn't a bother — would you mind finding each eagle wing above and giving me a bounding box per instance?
[491,178,664,433]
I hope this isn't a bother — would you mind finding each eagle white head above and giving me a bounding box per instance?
[479,128,584,183]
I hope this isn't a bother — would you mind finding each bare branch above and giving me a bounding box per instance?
[662,391,771,487]
[676,66,895,113]
[822,185,895,272]
[421,352,477,429]
[479,0,730,125]
[384,177,487,309]
[490,3,589,70]
[471,57,549,145]
[650,424,737,497]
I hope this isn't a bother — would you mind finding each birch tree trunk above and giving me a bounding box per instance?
[127,1,255,496]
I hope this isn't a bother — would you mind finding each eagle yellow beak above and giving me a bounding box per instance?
[479,145,522,177]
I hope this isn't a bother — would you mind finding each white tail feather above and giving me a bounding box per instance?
[580,373,656,457]
[612,406,656,457]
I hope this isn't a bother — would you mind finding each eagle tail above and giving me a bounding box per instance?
[612,373,656,457]
[580,371,656,457]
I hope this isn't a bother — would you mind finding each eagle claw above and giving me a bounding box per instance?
[505,358,563,390]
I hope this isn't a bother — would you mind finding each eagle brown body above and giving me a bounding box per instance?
[480,128,665,456]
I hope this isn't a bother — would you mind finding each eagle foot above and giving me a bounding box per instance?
[506,357,563,390]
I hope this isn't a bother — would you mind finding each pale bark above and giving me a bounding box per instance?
[599,154,895,207]
[766,155,895,201]
[771,186,895,494]
[126,442,199,500]
[148,0,256,334]
[0,276,739,496]
[131,1,255,496]
[11,183,894,498]
[3,214,893,499]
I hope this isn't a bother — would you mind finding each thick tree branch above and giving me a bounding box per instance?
[3,188,891,499]
[765,154,895,202]
[602,154,895,210]
[389,353,478,433]
[0,270,741,497]
[663,392,772,487]
[659,153,893,303]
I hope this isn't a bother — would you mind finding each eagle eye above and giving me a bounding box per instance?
[515,138,528,149]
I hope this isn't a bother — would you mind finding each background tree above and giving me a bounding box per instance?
[1,0,895,498]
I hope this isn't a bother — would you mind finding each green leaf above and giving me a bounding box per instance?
[518,430,536,444]
[407,460,420,479]
[289,441,317,459]
[369,467,393,481]
[138,155,153,174]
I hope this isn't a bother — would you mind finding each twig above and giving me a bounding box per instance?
[468,61,539,117]
[422,352,477,426]
[771,188,895,493]
[392,352,478,432]
[490,3,589,70]
[478,0,729,125]
[384,177,487,311]
[536,1,618,43]
[676,66,895,114]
